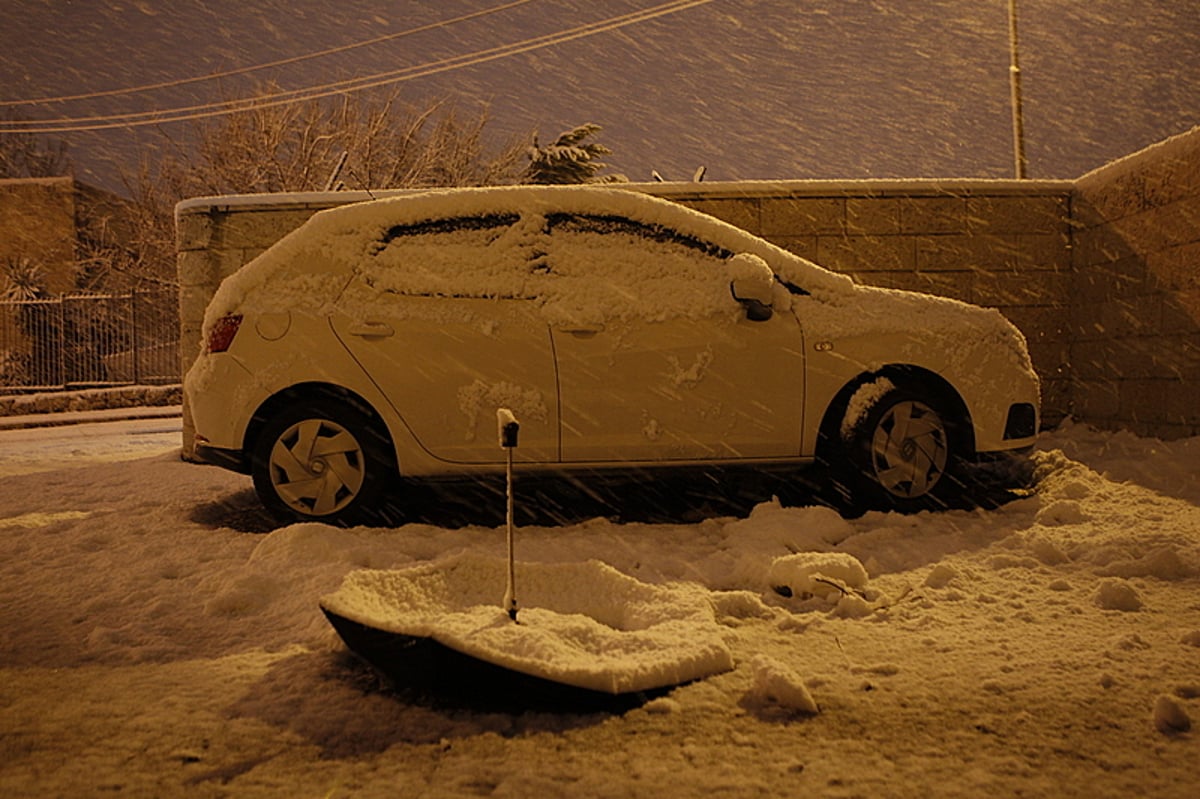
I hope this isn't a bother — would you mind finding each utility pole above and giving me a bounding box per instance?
[1008,0,1028,178]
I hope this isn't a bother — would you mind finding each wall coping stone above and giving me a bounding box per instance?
[174,178,1075,219]
[1076,124,1200,187]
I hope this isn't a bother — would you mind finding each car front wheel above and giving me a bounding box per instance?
[839,384,962,512]
[250,398,393,526]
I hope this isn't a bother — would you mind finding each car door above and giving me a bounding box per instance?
[329,213,559,465]
[545,214,806,464]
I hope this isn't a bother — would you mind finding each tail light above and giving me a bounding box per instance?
[206,314,243,353]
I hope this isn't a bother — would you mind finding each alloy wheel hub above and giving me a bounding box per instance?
[870,400,949,499]
[269,418,366,516]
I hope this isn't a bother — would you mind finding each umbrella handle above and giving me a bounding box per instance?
[498,409,520,622]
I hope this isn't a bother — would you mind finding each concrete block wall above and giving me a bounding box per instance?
[1072,127,1200,440]
[177,197,351,374]
[171,127,1200,446]
[650,182,1074,427]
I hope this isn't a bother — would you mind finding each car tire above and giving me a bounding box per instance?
[838,383,963,512]
[250,397,394,526]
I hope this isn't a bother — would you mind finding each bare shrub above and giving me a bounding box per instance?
[0,111,70,179]
[98,89,532,291]
[149,88,529,197]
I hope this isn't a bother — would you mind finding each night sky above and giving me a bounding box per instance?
[1,0,1198,192]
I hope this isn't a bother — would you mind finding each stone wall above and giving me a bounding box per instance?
[179,136,1200,444]
[1072,127,1200,440]
[176,195,356,379]
[648,181,1074,427]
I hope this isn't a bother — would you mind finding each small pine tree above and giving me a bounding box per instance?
[522,124,627,184]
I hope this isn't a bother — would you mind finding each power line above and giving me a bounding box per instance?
[0,0,712,134]
[0,0,535,108]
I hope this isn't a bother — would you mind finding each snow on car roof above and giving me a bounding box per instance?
[214,187,735,312]
[202,184,1030,376]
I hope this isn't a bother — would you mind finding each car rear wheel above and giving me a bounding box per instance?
[250,398,393,526]
[839,384,961,511]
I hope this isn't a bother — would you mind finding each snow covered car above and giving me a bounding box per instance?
[184,185,1040,524]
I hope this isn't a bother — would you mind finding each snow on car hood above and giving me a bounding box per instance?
[801,281,1033,364]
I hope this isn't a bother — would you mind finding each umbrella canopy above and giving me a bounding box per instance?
[320,554,735,708]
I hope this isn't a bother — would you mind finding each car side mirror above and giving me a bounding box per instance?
[728,253,775,321]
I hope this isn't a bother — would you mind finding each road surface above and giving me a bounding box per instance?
[0,415,183,477]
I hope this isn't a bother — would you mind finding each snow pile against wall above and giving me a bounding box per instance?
[0,384,181,418]
[1072,125,1200,440]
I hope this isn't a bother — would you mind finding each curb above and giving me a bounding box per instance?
[0,405,183,431]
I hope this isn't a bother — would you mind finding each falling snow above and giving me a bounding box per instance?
[2,0,1199,795]
[2,1,1199,187]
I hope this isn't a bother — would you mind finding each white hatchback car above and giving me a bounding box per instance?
[185,185,1039,524]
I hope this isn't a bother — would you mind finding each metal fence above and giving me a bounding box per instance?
[0,289,180,392]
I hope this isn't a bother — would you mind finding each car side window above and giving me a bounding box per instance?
[537,213,738,324]
[546,213,733,260]
[362,213,532,299]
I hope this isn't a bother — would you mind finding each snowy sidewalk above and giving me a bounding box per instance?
[0,404,182,431]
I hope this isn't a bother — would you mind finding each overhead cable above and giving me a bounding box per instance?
[0,0,535,107]
[0,0,712,134]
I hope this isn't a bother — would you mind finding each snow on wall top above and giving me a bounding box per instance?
[174,177,1075,217]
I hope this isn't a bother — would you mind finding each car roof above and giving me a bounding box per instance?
[203,185,866,331]
[308,185,853,291]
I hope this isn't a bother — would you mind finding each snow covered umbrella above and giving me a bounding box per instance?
[318,413,736,710]
[319,555,736,711]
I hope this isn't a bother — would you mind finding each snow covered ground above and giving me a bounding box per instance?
[0,412,183,477]
[1,418,1199,798]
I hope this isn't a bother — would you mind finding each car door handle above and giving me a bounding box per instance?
[559,323,605,338]
[347,321,395,338]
